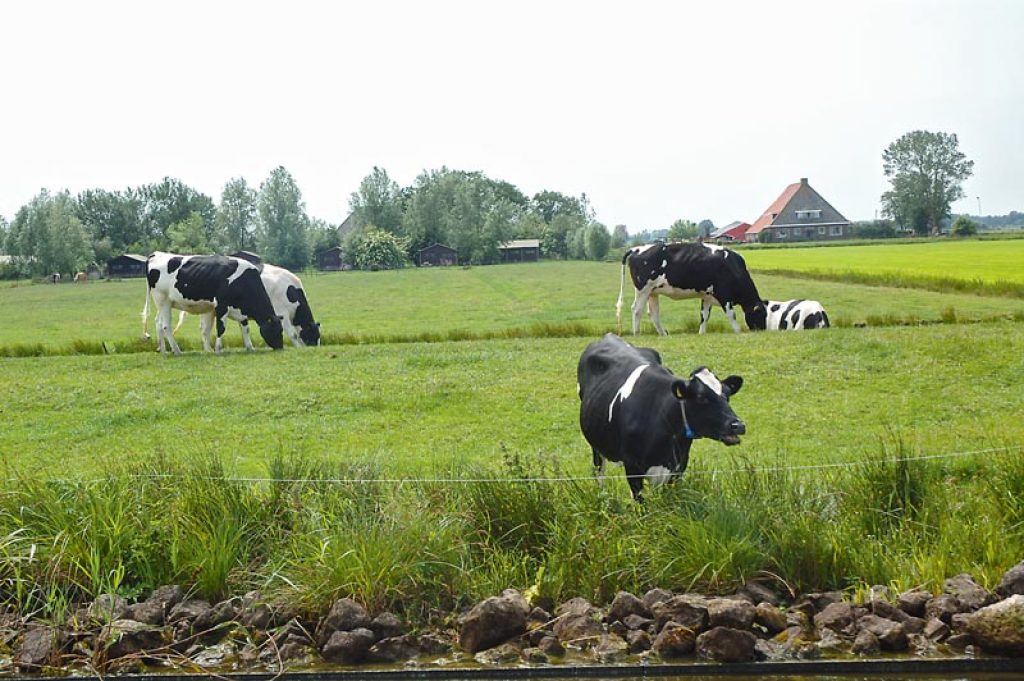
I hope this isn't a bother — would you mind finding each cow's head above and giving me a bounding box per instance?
[298,321,321,347]
[672,367,745,445]
[258,315,285,350]
[744,303,767,331]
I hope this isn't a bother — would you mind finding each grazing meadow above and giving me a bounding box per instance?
[0,238,1022,621]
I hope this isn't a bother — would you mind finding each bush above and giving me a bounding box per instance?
[344,227,410,270]
[951,216,979,237]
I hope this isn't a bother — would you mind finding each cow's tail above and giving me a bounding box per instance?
[615,250,630,333]
[173,310,188,334]
[141,284,151,340]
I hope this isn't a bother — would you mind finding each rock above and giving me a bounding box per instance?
[754,603,788,635]
[459,591,529,653]
[474,641,521,664]
[946,632,974,650]
[858,614,908,651]
[739,580,780,607]
[593,633,629,662]
[924,594,961,623]
[652,622,696,658]
[193,599,238,635]
[167,599,212,626]
[903,616,926,634]
[527,628,549,646]
[552,606,602,643]
[965,594,1024,655]
[816,628,849,654]
[147,585,186,611]
[538,635,565,657]
[851,629,880,655]
[89,594,130,623]
[951,612,972,633]
[15,627,59,672]
[871,599,910,623]
[944,573,993,611]
[642,588,673,610]
[814,602,857,635]
[418,632,453,655]
[623,613,654,631]
[521,646,547,663]
[321,628,376,664]
[923,617,949,641]
[126,601,166,626]
[367,635,420,663]
[100,619,165,660]
[653,594,709,632]
[607,591,651,623]
[370,612,405,640]
[239,603,272,631]
[898,589,932,617]
[868,585,890,601]
[608,620,628,638]
[696,626,757,662]
[191,641,237,667]
[526,607,552,628]
[555,597,599,618]
[322,598,371,638]
[708,598,755,630]
[996,560,1024,598]
[626,629,651,653]
[804,591,844,612]
[273,641,314,664]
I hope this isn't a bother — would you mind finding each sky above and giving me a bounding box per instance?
[1,0,1022,232]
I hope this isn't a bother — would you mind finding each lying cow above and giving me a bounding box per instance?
[617,241,766,335]
[765,299,830,330]
[174,263,321,349]
[577,333,746,500]
[142,252,284,355]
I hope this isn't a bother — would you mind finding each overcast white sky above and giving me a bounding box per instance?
[1,0,1022,231]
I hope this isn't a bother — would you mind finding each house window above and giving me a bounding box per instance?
[818,226,826,235]
[796,210,822,219]
[831,225,843,236]
[777,228,787,239]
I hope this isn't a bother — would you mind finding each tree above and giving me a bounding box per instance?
[345,227,409,270]
[350,166,404,234]
[217,178,257,252]
[610,224,629,250]
[168,212,209,253]
[309,217,340,257]
[531,190,584,224]
[76,188,144,254]
[7,190,91,276]
[698,219,715,237]
[0,215,8,253]
[584,222,611,260]
[138,178,217,248]
[257,167,311,270]
[881,130,974,235]
[667,219,698,241]
[950,215,979,237]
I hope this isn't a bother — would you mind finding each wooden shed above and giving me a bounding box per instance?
[107,254,148,278]
[498,239,540,263]
[417,243,458,267]
[317,246,348,271]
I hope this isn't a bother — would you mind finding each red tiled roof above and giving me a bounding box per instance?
[747,182,802,235]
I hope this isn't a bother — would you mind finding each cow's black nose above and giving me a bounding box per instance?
[730,420,746,435]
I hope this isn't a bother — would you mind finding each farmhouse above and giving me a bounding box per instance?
[746,178,851,243]
[106,253,147,278]
[317,246,349,271]
[498,239,540,263]
[417,243,458,267]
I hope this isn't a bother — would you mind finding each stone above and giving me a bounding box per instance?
[239,603,272,631]
[555,597,599,618]
[871,599,910,623]
[191,641,237,667]
[804,591,844,612]
[626,629,651,653]
[321,598,371,637]
[367,635,420,663]
[552,609,602,643]
[126,601,166,626]
[538,635,565,657]
[652,622,696,658]
[458,591,529,653]
[739,580,780,607]
[945,633,974,650]
[607,591,651,623]
[897,589,932,617]
[708,598,755,630]
[89,594,130,623]
[167,599,212,626]
[592,633,629,662]
[15,627,58,672]
[642,588,673,610]
[923,617,949,640]
[526,607,552,628]
[474,641,521,665]
[902,616,926,634]
[944,573,993,611]
[193,599,238,635]
[813,602,856,635]
[965,594,1024,655]
[858,614,908,651]
[608,620,628,638]
[754,603,788,635]
[623,613,654,631]
[696,626,757,663]
[521,647,547,663]
[370,612,406,640]
[147,585,186,611]
[100,619,165,660]
[418,632,453,655]
[851,629,880,655]
[321,628,376,664]
[924,594,961,623]
[816,628,849,654]
[996,560,1024,598]
[652,594,709,633]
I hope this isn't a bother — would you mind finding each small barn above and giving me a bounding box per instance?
[498,239,541,263]
[417,243,458,267]
[229,250,262,266]
[317,246,348,271]
[107,254,148,278]
[709,221,752,242]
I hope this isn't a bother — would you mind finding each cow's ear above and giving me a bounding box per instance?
[671,379,689,400]
[722,375,743,396]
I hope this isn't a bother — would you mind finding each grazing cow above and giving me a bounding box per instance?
[142,252,284,355]
[49,273,61,284]
[577,333,746,500]
[174,263,321,349]
[617,241,767,335]
[74,271,88,283]
[765,299,830,330]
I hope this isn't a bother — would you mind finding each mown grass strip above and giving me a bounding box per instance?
[751,267,1024,299]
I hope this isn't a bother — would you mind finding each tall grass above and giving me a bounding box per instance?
[0,444,1021,622]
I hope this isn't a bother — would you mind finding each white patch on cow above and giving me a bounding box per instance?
[576,382,581,398]
[650,274,715,302]
[694,368,723,395]
[632,243,658,256]
[608,364,649,422]
[225,259,255,285]
[701,242,726,255]
[661,259,667,268]
[645,466,673,487]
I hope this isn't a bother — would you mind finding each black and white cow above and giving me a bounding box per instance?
[617,241,767,335]
[765,299,830,330]
[142,252,284,355]
[577,333,746,500]
[174,263,321,349]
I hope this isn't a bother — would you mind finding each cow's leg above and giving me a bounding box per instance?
[631,288,651,335]
[159,306,183,355]
[648,295,668,336]
[238,320,256,352]
[723,302,742,334]
[199,313,214,352]
[214,304,229,353]
[592,449,606,487]
[699,299,713,334]
[624,461,646,502]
